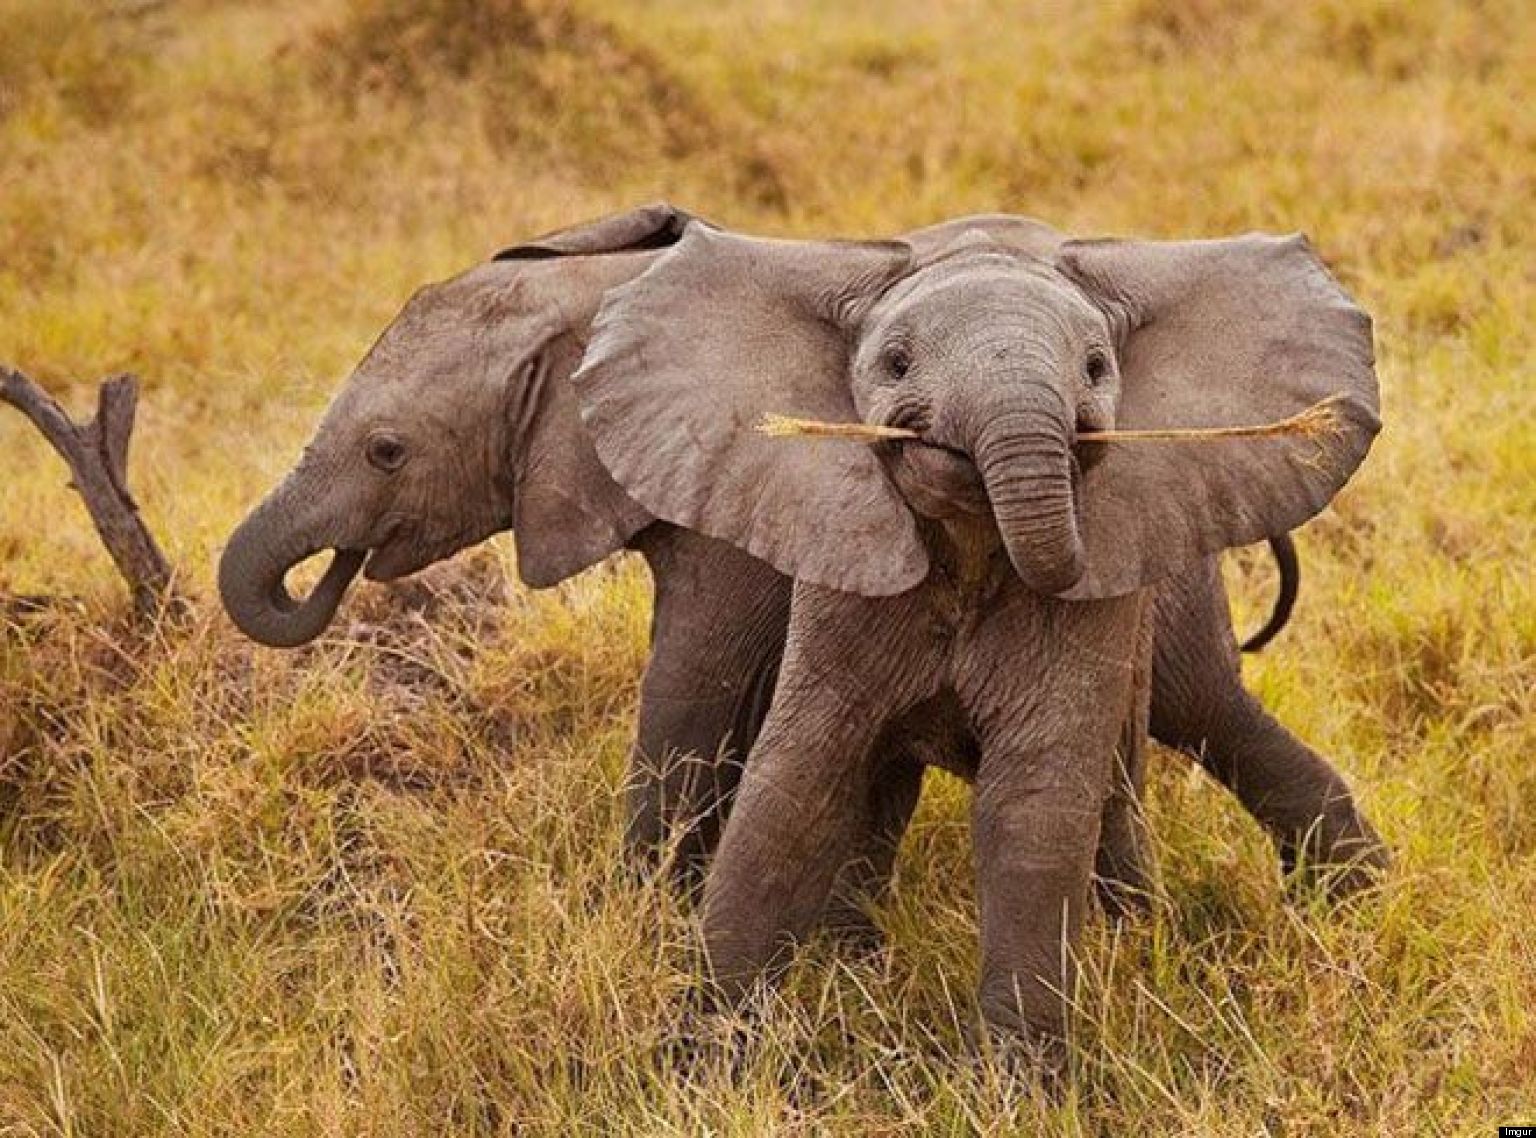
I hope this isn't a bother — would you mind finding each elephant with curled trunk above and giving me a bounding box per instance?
[218,205,1386,934]
[571,217,1382,1059]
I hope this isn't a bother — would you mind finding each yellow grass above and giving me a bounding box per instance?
[2,0,1535,1132]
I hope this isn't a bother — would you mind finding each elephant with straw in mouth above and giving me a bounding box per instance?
[568,214,1382,1059]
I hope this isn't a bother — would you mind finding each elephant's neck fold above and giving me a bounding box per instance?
[918,514,1011,613]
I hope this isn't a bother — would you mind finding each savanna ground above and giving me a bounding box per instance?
[2,0,1534,1132]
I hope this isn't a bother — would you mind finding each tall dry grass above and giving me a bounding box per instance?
[2,0,1534,1133]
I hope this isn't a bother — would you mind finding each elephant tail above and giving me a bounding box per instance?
[1239,533,1300,654]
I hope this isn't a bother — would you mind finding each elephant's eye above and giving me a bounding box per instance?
[884,345,912,381]
[366,431,408,473]
[1085,348,1112,387]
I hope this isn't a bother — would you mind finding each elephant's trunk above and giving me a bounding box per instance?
[218,475,364,648]
[971,389,1085,595]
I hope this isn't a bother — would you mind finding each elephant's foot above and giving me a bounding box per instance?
[968,1017,1071,1096]
[662,998,761,1085]
[1280,813,1391,903]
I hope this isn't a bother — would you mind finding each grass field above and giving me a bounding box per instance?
[2,0,1534,1132]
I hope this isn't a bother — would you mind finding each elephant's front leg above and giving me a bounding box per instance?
[961,592,1140,1057]
[1094,601,1157,920]
[701,585,939,1005]
[627,527,791,892]
[971,758,1110,1059]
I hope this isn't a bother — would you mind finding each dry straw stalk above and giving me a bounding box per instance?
[755,395,1349,446]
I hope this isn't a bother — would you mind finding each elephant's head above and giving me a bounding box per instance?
[572,218,1379,599]
[218,204,692,647]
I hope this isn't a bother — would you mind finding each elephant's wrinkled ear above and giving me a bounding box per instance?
[494,202,695,261]
[485,203,695,583]
[1059,234,1380,599]
[509,333,655,589]
[462,255,661,589]
[573,223,929,597]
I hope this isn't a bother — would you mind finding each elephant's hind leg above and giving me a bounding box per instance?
[1095,727,1157,920]
[817,746,925,952]
[626,527,792,894]
[626,690,756,895]
[1151,559,1389,898]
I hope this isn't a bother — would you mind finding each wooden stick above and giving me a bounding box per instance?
[755,395,1348,446]
[2,365,185,621]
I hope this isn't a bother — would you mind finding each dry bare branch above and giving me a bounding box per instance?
[1,365,185,621]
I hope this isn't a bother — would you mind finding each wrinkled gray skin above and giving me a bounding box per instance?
[571,215,1385,1063]
[219,206,1386,977]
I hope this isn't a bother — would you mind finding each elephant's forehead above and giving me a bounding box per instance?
[357,271,546,373]
[358,308,487,377]
[342,317,508,411]
[387,254,650,345]
[393,264,537,332]
[902,215,1064,265]
[321,348,500,442]
[870,257,1095,333]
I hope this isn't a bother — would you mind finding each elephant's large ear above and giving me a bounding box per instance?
[507,329,656,588]
[482,205,697,587]
[493,202,695,261]
[573,223,928,596]
[1059,234,1380,599]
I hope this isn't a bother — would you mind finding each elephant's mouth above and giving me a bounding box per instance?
[877,406,1099,522]
[882,440,990,520]
[1072,425,1111,474]
[361,518,464,582]
[269,533,422,593]
[877,396,1094,585]
[363,534,426,582]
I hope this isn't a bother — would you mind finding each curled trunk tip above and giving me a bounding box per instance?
[218,489,364,647]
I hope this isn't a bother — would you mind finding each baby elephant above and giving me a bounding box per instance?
[572,220,1381,1059]
[218,205,1384,921]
